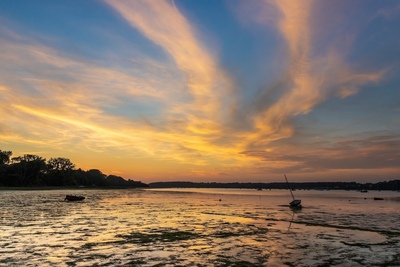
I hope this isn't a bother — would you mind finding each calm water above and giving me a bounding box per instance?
[1,188,400,266]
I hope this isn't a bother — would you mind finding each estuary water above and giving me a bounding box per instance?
[1,188,400,267]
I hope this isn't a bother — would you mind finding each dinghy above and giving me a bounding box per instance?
[64,195,85,201]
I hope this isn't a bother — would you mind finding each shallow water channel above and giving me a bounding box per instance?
[1,188,400,266]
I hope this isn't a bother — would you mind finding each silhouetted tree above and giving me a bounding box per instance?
[74,168,88,186]
[106,175,126,186]
[46,157,76,186]
[10,154,46,186]
[0,150,13,186]
[0,150,12,165]
[86,169,107,186]
[1,149,150,188]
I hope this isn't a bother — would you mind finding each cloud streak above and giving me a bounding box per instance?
[245,0,385,150]
[0,31,172,154]
[105,0,234,134]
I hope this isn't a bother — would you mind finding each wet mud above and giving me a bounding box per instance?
[1,189,399,266]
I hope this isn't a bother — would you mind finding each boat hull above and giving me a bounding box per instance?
[290,199,301,207]
[65,195,85,201]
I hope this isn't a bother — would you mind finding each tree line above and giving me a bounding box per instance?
[0,150,148,188]
[149,180,400,191]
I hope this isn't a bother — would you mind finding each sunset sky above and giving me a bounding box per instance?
[1,0,399,183]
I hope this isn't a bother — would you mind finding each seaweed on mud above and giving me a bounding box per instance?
[116,225,268,245]
[216,259,263,267]
[215,254,266,267]
[212,225,268,238]
[352,257,366,265]
[0,258,14,264]
[213,231,243,238]
[379,253,400,267]
[116,229,200,244]
[318,257,347,266]
[81,242,98,249]
[282,262,296,267]
[296,220,400,238]
[381,231,400,238]
[213,230,265,238]
[160,230,200,242]
[296,244,310,249]
[124,259,147,266]
[116,232,153,243]
[341,241,371,248]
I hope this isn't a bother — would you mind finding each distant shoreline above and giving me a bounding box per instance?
[0,186,144,191]
[148,180,400,191]
[2,179,400,191]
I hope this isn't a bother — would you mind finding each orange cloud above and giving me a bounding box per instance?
[105,0,235,134]
[0,35,241,170]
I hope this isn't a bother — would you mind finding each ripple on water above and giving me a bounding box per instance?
[1,189,400,266]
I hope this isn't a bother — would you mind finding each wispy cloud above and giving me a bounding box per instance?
[377,3,400,20]
[0,30,169,153]
[245,0,314,147]
[105,0,234,134]
[244,0,385,150]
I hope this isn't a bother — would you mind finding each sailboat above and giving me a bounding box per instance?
[284,174,302,208]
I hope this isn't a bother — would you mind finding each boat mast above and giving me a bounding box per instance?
[284,174,295,201]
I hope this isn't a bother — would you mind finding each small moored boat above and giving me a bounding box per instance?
[285,174,302,208]
[289,199,302,207]
[64,195,85,201]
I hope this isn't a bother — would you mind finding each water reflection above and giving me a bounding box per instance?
[0,189,399,266]
[287,210,296,232]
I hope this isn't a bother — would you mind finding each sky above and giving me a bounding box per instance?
[0,0,399,183]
